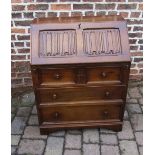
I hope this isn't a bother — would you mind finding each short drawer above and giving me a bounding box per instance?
[87,66,122,84]
[39,103,122,123]
[38,68,75,86]
[37,86,126,103]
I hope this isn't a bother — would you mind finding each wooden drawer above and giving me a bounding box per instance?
[31,63,130,87]
[87,66,122,84]
[39,103,122,123]
[37,86,125,103]
[38,68,75,86]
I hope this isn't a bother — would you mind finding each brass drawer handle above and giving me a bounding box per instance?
[105,91,110,97]
[54,73,61,79]
[52,93,57,100]
[101,72,107,78]
[53,112,60,120]
[102,111,109,119]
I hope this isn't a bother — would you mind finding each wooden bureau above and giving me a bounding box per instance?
[30,15,131,134]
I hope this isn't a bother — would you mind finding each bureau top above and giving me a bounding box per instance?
[32,15,125,25]
[30,15,130,65]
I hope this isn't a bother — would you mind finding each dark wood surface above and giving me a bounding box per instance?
[30,16,131,134]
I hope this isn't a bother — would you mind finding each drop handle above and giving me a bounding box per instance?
[102,111,109,118]
[53,112,60,119]
[52,93,57,100]
[54,73,61,79]
[105,91,110,97]
[101,72,107,78]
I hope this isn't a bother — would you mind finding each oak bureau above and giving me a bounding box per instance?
[30,15,131,134]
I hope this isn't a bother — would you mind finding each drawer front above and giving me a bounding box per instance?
[39,103,122,123]
[38,68,75,85]
[37,86,125,103]
[87,66,121,84]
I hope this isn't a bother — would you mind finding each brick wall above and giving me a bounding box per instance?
[11,0,143,88]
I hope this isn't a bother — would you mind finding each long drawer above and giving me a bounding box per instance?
[36,85,126,103]
[31,63,129,87]
[39,102,123,124]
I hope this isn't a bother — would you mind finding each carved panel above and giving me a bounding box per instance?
[75,68,87,84]
[83,29,122,56]
[39,30,77,57]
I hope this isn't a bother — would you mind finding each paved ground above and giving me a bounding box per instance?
[11,81,143,155]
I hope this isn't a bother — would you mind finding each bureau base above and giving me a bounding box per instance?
[39,121,123,135]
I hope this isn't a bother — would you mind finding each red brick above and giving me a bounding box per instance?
[73,4,93,10]
[130,12,141,18]
[133,26,143,31]
[11,62,16,68]
[138,4,143,10]
[129,75,143,80]
[129,39,137,44]
[137,63,143,68]
[37,0,57,2]
[11,67,18,73]
[130,64,136,68]
[11,28,25,33]
[129,33,142,38]
[83,0,102,2]
[47,12,57,17]
[11,55,26,60]
[26,42,30,47]
[106,0,125,1]
[130,46,138,50]
[119,12,129,18]
[127,19,143,25]
[11,0,22,3]
[24,12,34,18]
[108,11,117,15]
[14,42,24,47]
[97,11,106,16]
[11,73,17,78]
[85,11,94,16]
[128,0,142,2]
[71,12,82,17]
[11,42,15,47]
[17,35,30,40]
[134,57,143,62]
[18,48,30,53]
[117,4,137,10]
[11,49,16,54]
[11,35,16,40]
[12,13,22,18]
[35,12,46,18]
[51,4,71,10]
[11,79,23,85]
[128,27,132,31]
[138,39,143,44]
[130,69,138,74]
[24,0,35,2]
[14,20,32,26]
[27,4,48,10]
[24,78,32,85]
[139,69,143,74]
[140,45,143,50]
[95,4,115,10]
[12,5,25,11]
[60,12,69,17]
[60,0,80,1]
[17,73,31,78]
[15,61,30,72]
[131,52,143,56]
